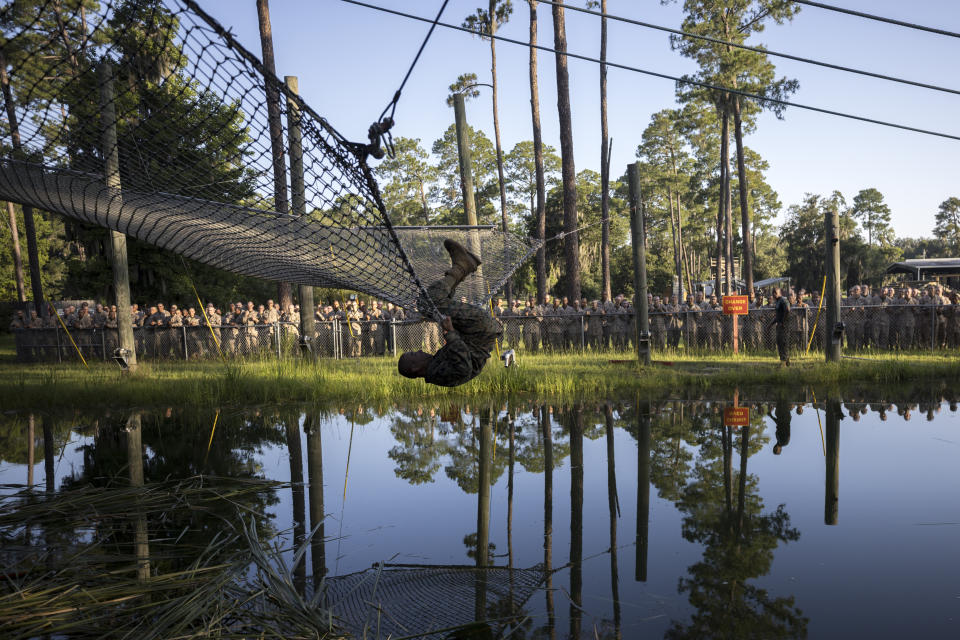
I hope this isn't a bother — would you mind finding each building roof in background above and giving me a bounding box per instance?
[885,259,960,278]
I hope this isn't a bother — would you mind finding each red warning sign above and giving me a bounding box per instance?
[722,295,749,315]
[723,406,750,427]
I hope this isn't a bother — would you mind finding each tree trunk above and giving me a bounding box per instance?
[733,96,754,298]
[488,1,512,306]
[715,109,727,298]
[6,202,26,303]
[599,0,611,302]
[724,130,734,297]
[1,52,45,315]
[255,0,293,310]
[529,1,547,304]
[551,1,580,302]
[667,185,679,298]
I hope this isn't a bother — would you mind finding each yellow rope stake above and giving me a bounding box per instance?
[181,257,225,360]
[811,389,826,456]
[806,276,828,354]
[52,309,88,368]
[204,409,220,464]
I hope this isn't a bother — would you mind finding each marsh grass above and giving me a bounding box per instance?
[0,348,958,410]
[0,476,341,639]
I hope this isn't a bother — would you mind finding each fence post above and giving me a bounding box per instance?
[930,305,936,351]
[56,326,62,363]
[101,330,107,361]
[391,319,397,357]
[580,315,585,350]
[825,206,842,362]
[183,326,189,360]
[275,322,281,359]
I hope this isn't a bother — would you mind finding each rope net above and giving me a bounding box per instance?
[0,0,538,318]
[323,564,546,639]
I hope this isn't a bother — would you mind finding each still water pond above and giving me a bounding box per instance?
[1,393,959,638]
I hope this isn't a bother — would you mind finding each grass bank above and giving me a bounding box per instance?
[1,344,958,410]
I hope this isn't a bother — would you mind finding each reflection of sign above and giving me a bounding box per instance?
[722,295,749,315]
[724,407,750,427]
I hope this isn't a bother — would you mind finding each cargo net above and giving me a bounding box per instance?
[0,0,538,319]
[322,564,547,639]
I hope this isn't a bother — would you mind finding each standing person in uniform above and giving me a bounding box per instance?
[769,287,791,366]
[523,296,542,352]
[666,294,682,349]
[546,297,564,352]
[585,300,603,350]
[398,240,500,387]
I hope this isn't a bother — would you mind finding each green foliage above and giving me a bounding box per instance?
[374,137,437,225]
[851,188,893,246]
[431,122,500,225]
[933,197,960,254]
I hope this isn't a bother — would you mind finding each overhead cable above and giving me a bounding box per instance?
[534,0,960,97]
[790,1,960,40]
[340,0,960,143]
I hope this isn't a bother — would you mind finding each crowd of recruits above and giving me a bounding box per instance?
[9,281,960,360]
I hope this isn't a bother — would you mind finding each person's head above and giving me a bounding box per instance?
[149,305,158,315]
[267,299,274,308]
[773,444,783,455]
[188,307,196,317]
[562,296,569,306]
[398,350,433,379]
[247,301,254,310]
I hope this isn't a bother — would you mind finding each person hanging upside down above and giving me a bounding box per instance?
[398,240,501,387]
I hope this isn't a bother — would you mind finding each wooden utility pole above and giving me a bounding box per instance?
[255,0,293,310]
[1,51,45,315]
[99,61,136,369]
[528,1,547,304]
[627,163,650,365]
[825,205,842,361]
[284,76,314,346]
[453,93,479,228]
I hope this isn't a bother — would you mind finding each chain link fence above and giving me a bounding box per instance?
[10,305,960,363]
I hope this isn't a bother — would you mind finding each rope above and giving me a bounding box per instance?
[533,0,960,97]
[378,0,452,123]
[344,0,960,142]
[179,257,225,361]
[52,308,89,369]
[790,0,960,40]
[805,275,826,354]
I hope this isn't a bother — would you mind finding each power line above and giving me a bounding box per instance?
[340,0,960,143]
[790,0,960,40]
[535,0,960,97]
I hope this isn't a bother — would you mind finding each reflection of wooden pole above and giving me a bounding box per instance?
[605,404,622,637]
[825,397,841,525]
[286,416,307,593]
[569,405,584,639]
[306,415,326,589]
[43,416,54,494]
[737,425,750,538]
[27,414,35,488]
[99,61,137,369]
[542,404,556,639]
[635,399,650,582]
[126,414,150,582]
[475,407,493,619]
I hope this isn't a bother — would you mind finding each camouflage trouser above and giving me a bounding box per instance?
[418,279,501,354]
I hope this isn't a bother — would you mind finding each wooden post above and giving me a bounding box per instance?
[635,397,650,582]
[732,314,739,354]
[284,76,315,346]
[627,163,650,365]
[453,94,479,227]
[125,413,150,581]
[256,0,293,310]
[825,396,840,525]
[99,61,137,370]
[825,206,842,362]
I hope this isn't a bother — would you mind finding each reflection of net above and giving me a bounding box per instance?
[0,1,537,317]
[324,564,546,639]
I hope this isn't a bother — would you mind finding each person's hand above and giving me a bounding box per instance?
[440,316,453,333]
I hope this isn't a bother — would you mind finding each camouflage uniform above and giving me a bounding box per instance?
[522,300,542,352]
[418,278,501,387]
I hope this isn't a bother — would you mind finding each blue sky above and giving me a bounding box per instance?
[201,0,959,239]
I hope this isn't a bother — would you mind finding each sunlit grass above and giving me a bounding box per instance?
[0,346,957,410]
